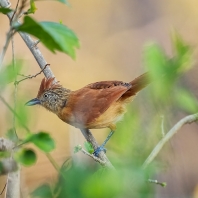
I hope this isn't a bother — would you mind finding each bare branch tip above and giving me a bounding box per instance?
[32,40,40,49]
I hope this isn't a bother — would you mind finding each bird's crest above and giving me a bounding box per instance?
[37,78,62,97]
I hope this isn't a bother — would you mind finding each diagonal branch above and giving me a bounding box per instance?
[142,113,198,169]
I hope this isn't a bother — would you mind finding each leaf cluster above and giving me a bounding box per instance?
[144,31,198,113]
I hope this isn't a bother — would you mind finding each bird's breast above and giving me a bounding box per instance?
[87,101,127,129]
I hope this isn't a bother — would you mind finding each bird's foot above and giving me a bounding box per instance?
[93,146,107,157]
[93,131,114,157]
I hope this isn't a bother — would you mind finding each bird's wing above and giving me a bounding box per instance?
[66,81,131,125]
[86,81,131,89]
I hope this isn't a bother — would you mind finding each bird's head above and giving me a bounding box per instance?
[26,78,71,113]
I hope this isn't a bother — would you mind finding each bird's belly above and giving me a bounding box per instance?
[87,101,127,129]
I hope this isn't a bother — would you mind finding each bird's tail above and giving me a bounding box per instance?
[120,72,151,100]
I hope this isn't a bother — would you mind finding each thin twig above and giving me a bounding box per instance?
[0,183,7,195]
[0,0,28,69]
[0,28,14,69]
[80,148,106,166]
[0,95,30,132]
[11,32,18,140]
[13,0,28,21]
[142,113,198,169]
[160,115,165,137]
[45,153,61,173]
[147,179,166,187]
[10,0,20,22]
[15,63,50,85]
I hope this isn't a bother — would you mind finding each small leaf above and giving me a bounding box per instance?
[14,16,79,59]
[161,182,167,187]
[27,132,55,152]
[31,184,53,198]
[0,8,12,14]
[84,142,94,154]
[15,148,37,166]
[24,0,37,15]
[74,145,82,153]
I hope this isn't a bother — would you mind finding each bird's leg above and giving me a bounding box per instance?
[93,131,114,157]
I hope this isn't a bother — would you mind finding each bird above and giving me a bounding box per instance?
[26,72,150,156]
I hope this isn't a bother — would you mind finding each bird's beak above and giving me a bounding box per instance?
[25,98,41,106]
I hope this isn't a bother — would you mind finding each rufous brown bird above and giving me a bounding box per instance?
[26,73,150,156]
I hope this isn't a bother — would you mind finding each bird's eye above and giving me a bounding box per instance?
[44,93,48,98]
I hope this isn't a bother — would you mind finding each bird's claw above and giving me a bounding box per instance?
[93,146,107,157]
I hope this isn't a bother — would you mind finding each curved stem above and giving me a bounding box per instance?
[142,113,198,169]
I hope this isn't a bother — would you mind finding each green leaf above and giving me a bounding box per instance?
[143,43,173,99]
[161,182,167,187]
[84,142,94,154]
[0,8,12,14]
[24,0,37,15]
[15,148,37,166]
[14,16,79,59]
[31,184,53,198]
[40,21,79,58]
[27,132,55,152]
[74,145,82,153]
